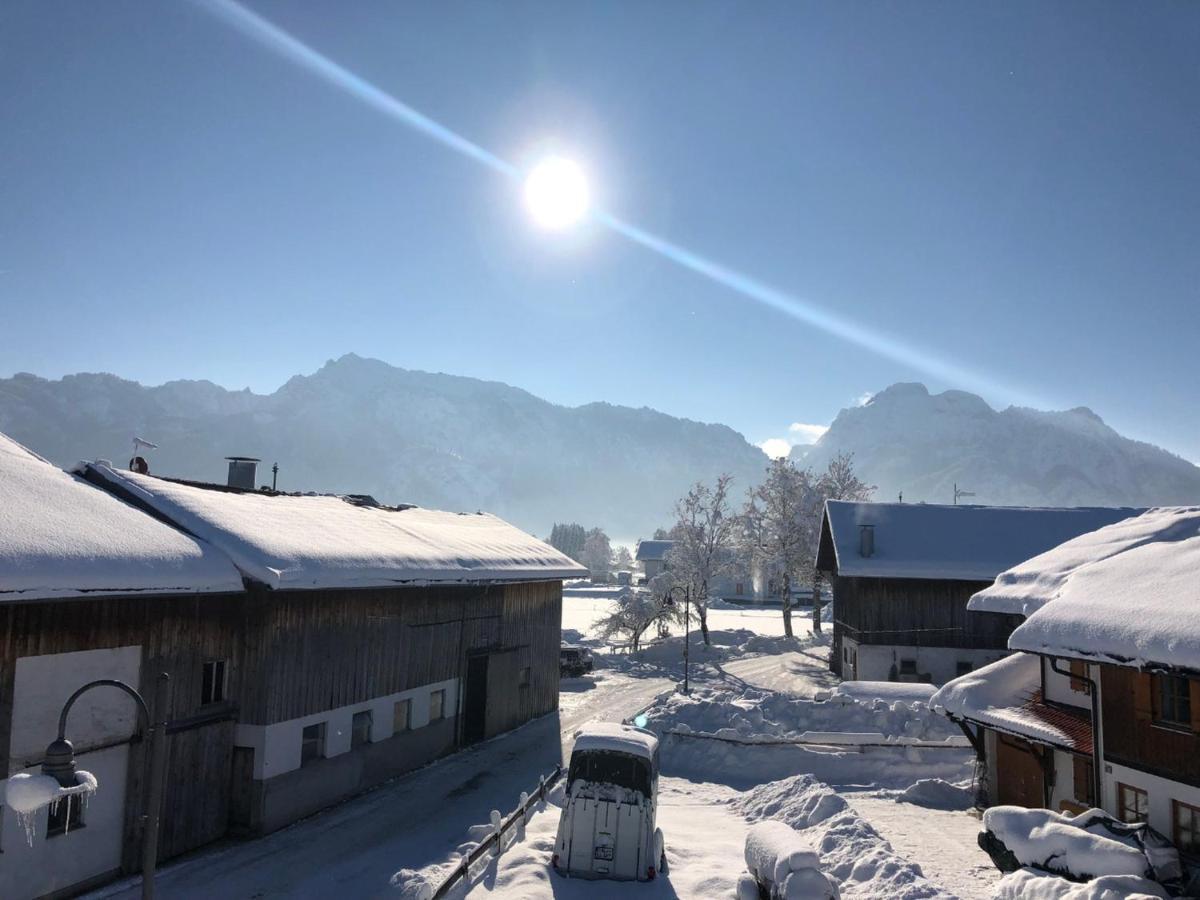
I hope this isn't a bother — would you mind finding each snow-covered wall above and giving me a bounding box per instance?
[843,638,1008,686]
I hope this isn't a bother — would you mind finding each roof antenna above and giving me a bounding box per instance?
[953,483,976,505]
[272,462,279,491]
[898,491,903,503]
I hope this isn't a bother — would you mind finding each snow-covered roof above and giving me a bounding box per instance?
[81,462,586,591]
[0,434,242,601]
[980,507,1200,672]
[571,722,659,759]
[635,540,675,562]
[930,653,1091,752]
[817,500,1142,581]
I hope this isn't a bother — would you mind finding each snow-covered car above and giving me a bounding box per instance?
[559,645,594,677]
[552,723,665,882]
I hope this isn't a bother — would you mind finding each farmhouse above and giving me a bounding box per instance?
[634,539,675,582]
[0,437,583,899]
[815,500,1140,685]
[933,506,1200,857]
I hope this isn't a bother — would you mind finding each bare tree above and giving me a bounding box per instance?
[810,452,875,631]
[665,474,736,646]
[742,459,821,638]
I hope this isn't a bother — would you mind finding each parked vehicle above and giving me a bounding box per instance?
[559,644,594,677]
[552,723,665,881]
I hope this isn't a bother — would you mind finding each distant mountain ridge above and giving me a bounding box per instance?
[792,382,1200,508]
[0,354,767,538]
[2,362,1198,539]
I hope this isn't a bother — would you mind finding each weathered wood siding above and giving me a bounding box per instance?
[0,593,244,866]
[1101,665,1200,787]
[831,575,1021,650]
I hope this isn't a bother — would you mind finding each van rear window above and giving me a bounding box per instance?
[568,750,652,796]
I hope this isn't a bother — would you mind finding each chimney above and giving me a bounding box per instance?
[225,456,260,490]
[859,525,875,558]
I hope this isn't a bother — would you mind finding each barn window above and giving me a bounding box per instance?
[201,659,227,705]
[47,794,85,837]
[735,582,744,596]
[430,689,446,722]
[1153,674,1191,729]
[1068,660,1090,695]
[301,722,325,766]
[519,667,531,688]
[352,710,373,748]
[1173,800,1200,855]
[394,699,412,733]
[899,659,918,676]
[1118,783,1148,823]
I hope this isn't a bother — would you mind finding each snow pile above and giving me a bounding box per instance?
[981,807,1154,881]
[4,770,98,844]
[824,681,937,705]
[991,868,1168,899]
[81,461,586,591]
[0,432,241,601]
[894,779,974,811]
[736,774,954,899]
[389,869,436,900]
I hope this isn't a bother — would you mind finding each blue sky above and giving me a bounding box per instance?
[2,1,1198,461]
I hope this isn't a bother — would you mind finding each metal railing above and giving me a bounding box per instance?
[431,764,564,900]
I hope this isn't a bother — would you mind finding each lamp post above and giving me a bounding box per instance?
[664,585,691,695]
[44,673,170,900]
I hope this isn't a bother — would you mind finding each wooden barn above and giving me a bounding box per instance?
[0,435,583,899]
[815,500,1140,685]
[935,507,1200,867]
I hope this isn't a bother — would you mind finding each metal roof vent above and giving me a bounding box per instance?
[859,524,875,558]
[225,456,260,490]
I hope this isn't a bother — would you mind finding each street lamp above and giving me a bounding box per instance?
[664,585,691,695]
[44,673,170,900]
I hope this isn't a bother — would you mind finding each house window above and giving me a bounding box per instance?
[735,582,744,596]
[1153,674,1191,729]
[430,689,446,722]
[1072,756,1095,806]
[47,794,85,837]
[352,710,373,749]
[1068,659,1090,695]
[519,667,531,688]
[956,661,973,677]
[301,722,325,766]
[201,659,227,705]
[1118,783,1149,823]
[394,699,412,733]
[898,659,918,679]
[1174,800,1200,855]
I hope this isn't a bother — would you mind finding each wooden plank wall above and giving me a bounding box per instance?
[831,575,1021,649]
[1101,665,1200,786]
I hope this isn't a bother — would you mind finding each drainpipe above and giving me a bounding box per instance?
[1049,656,1102,809]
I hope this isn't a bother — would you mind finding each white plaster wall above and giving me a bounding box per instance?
[1101,761,1200,838]
[848,643,1009,685]
[1,647,140,900]
[235,678,459,780]
[1043,658,1093,710]
[1047,749,1083,812]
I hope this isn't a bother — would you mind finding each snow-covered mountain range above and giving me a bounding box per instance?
[793,383,1200,509]
[2,360,1197,539]
[0,354,766,539]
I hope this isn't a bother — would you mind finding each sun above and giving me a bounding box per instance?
[522,156,590,230]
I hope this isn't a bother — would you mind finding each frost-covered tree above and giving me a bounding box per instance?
[581,528,613,581]
[548,522,587,562]
[593,589,670,651]
[811,451,875,630]
[664,473,736,646]
[741,459,821,638]
[612,545,634,573]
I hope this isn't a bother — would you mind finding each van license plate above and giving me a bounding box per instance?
[593,845,614,861]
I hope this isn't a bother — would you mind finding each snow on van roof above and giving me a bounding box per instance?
[0,434,242,601]
[817,500,1142,581]
[572,723,658,759]
[983,507,1200,672]
[81,461,586,591]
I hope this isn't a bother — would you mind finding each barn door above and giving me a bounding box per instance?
[155,719,236,860]
[463,654,489,745]
[996,735,1046,808]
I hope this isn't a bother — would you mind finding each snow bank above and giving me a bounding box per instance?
[982,807,1153,880]
[0,432,241,601]
[389,869,436,900]
[826,682,937,705]
[991,868,1168,900]
[894,779,973,810]
[737,773,956,899]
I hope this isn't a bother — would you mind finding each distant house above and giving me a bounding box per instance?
[0,436,583,899]
[933,507,1200,855]
[815,500,1141,685]
[635,539,675,582]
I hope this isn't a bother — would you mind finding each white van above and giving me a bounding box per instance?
[552,723,665,882]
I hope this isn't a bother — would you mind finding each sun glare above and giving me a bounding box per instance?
[523,156,590,230]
